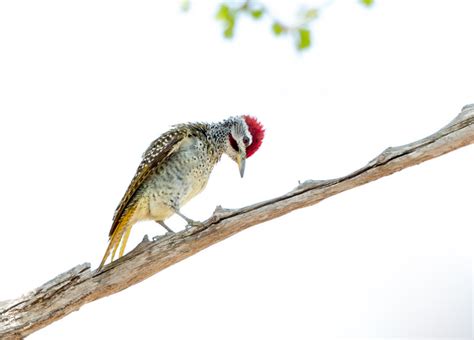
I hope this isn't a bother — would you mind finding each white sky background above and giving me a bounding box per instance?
[0,0,473,339]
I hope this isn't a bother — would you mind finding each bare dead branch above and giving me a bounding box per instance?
[1,104,474,339]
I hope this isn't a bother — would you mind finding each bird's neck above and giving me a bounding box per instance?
[207,119,235,156]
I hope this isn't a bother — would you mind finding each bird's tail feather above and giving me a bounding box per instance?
[98,204,138,270]
[119,226,133,258]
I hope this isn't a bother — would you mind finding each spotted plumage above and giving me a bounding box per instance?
[99,115,265,269]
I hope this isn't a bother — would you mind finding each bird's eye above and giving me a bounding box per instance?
[243,136,250,146]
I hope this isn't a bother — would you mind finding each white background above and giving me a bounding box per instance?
[0,1,473,339]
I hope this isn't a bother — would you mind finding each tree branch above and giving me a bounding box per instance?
[2,104,474,339]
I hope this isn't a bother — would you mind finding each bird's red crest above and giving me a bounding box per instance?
[243,115,265,158]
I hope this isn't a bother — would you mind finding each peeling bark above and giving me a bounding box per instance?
[1,104,474,339]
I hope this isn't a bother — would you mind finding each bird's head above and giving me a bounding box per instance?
[225,115,265,178]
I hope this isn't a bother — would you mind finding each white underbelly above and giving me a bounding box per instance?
[148,196,174,221]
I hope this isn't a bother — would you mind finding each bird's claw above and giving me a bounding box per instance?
[174,210,202,230]
[185,219,203,230]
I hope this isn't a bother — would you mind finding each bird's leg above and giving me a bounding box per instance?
[167,200,202,229]
[156,220,174,233]
[152,220,174,241]
[175,210,203,229]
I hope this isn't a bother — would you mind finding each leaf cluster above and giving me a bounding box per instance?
[189,0,374,51]
[216,1,320,50]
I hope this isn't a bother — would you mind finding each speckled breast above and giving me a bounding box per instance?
[145,136,216,220]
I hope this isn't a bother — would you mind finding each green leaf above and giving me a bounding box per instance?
[216,4,235,39]
[296,28,311,50]
[250,8,264,20]
[272,22,285,36]
[223,20,235,38]
[304,8,318,20]
[216,4,231,20]
[360,0,374,7]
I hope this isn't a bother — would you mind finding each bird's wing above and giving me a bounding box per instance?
[108,128,188,237]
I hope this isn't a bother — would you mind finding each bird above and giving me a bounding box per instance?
[98,115,265,269]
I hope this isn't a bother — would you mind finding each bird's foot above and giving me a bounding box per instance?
[184,219,203,230]
[174,210,202,229]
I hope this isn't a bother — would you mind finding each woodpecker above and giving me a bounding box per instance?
[98,115,265,269]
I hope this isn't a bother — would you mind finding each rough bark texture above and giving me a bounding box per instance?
[1,104,474,339]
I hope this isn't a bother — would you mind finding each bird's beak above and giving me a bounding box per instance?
[237,153,246,178]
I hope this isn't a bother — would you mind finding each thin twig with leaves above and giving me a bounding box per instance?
[211,0,374,50]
